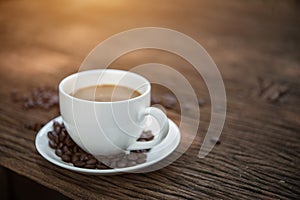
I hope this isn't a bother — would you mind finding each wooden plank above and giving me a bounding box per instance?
[0,0,299,199]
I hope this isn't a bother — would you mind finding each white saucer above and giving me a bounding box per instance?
[35,116,181,175]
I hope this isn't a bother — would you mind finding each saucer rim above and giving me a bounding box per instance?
[35,116,180,175]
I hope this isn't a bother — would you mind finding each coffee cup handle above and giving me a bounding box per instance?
[127,107,169,151]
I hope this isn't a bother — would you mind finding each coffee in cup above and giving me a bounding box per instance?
[71,84,141,102]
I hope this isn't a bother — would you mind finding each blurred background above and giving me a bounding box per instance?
[0,0,299,199]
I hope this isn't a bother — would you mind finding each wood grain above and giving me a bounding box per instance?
[0,0,299,199]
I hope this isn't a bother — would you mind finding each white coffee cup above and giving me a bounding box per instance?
[59,69,169,156]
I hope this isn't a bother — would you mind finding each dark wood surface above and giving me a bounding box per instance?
[1,0,299,199]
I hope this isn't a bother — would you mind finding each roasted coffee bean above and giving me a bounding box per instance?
[53,121,60,129]
[55,149,63,157]
[117,160,127,168]
[57,142,63,149]
[74,152,81,157]
[85,164,97,169]
[65,136,75,147]
[47,131,55,140]
[49,140,57,149]
[110,161,117,168]
[127,161,137,167]
[73,161,85,168]
[53,135,59,144]
[151,96,161,104]
[61,154,71,162]
[83,155,89,162]
[97,163,108,169]
[127,153,138,161]
[87,154,94,159]
[62,145,69,152]
[54,125,61,134]
[64,150,72,156]
[86,159,97,165]
[73,146,79,153]
[162,93,176,109]
[136,157,146,164]
[80,154,87,161]
[72,155,80,163]
[47,121,149,169]
[59,130,66,142]
[137,153,147,159]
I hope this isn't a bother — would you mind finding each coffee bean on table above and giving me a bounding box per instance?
[162,93,177,109]
[151,96,161,104]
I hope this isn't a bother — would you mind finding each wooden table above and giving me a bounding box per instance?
[1,0,299,199]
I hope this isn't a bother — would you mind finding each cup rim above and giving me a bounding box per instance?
[59,69,151,104]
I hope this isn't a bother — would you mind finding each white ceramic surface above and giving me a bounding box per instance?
[59,69,169,156]
[35,116,180,175]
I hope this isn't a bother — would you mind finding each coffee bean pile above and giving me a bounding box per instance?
[11,86,59,110]
[48,121,153,169]
[257,78,289,103]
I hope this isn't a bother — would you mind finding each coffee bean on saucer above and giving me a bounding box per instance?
[73,146,79,153]
[117,159,127,168]
[136,157,146,164]
[59,130,66,141]
[127,161,137,167]
[57,142,63,149]
[47,131,55,140]
[55,149,63,157]
[73,161,85,168]
[97,163,108,169]
[137,153,147,159]
[85,164,97,169]
[49,140,57,149]
[72,155,80,163]
[86,159,97,165]
[127,153,138,161]
[61,154,71,162]
[47,121,150,169]
[54,125,61,134]
[65,136,75,147]
[53,135,59,144]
